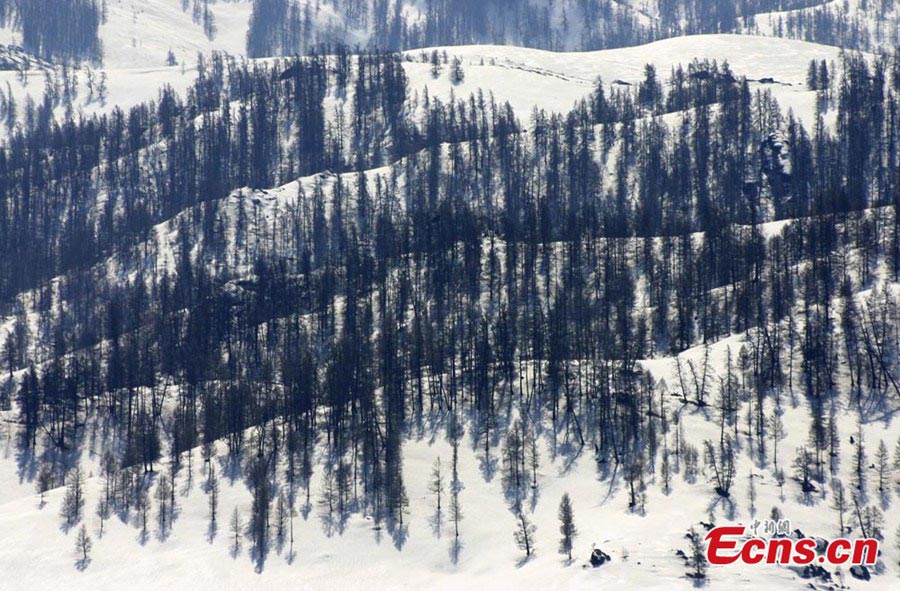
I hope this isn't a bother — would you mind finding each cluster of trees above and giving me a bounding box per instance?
[14,0,104,63]
[184,0,217,41]
[2,0,893,67]
[0,0,893,67]
[243,0,900,58]
[757,0,900,51]
[245,0,660,55]
[2,42,900,568]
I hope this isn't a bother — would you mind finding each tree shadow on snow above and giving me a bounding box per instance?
[529,483,541,513]
[59,519,78,535]
[477,447,498,483]
[14,444,37,487]
[156,524,171,543]
[595,459,621,506]
[300,493,312,521]
[686,574,708,588]
[319,508,345,538]
[388,519,409,550]
[429,507,444,538]
[449,537,463,565]
[705,494,736,522]
[250,544,268,573]
[220,453,243,486]
[515,553,536,568]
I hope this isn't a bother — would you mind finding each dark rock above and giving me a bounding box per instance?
[849,565,871,581]
[590,548,611,567]
[792,564,832,581]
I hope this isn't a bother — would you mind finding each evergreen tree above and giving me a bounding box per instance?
[686,527,708,579]
[208,465,220,524]
[60,465,86,527]
[230,507,243,553]
[449,57,465,85]
[450,489,462,538]
[35,463,54,507]
[429,457,445,515]
[875,440,890,503]
[75,524,92,564]
[558,493,577,561]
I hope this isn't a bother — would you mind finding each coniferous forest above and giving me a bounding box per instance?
[0,2,899,589]
[0,0,897,65]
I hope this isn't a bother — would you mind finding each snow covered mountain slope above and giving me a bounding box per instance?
[97,0,254,68]
[0,33,843,145]
[747,0,900,50]
[0,22,897,591]
[0,0,254,69]
[0,0,872,70]
[404,35,841,125]
[0,332,896,591]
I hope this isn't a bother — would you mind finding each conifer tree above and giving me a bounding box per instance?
[558,493,577,561]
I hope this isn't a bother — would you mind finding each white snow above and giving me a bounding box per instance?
[404,35,842,127]
[0,326,897,590]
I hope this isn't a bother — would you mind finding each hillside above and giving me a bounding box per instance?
[0,0,893,68]
[0,34,843,144]
[0,17,898,591]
